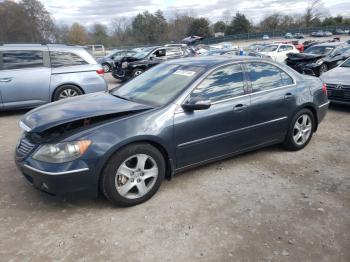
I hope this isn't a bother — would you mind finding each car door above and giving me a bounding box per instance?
[243,61,296,145]
[276,45,289,63]
[0,49,51,110]
[174,63,251,168]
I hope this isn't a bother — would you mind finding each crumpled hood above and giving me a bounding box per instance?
[286,52,324,61]
[21,92,153,133]
[320,67,350,85]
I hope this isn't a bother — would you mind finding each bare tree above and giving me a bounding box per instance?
[304,0,326,27]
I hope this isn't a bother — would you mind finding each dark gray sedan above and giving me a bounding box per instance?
[16,56,329,206]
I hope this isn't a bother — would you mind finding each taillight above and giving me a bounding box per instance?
[96,68,104,75]
[322,83,327,96]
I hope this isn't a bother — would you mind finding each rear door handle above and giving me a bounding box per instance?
[233,104,248,112]
[0,78,12,83]
[284,93,294,99]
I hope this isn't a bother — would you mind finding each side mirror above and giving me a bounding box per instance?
[182,99,211,111]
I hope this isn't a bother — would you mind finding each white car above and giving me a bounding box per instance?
[260,44,299,63]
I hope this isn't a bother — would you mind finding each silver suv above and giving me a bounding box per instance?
[0,44,108,110]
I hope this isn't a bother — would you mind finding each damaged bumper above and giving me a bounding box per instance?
[15,153,98,197]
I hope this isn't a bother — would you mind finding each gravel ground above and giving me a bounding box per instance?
[0,75,350,262]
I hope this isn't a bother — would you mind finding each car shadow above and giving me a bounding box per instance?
[329,103,350,113]
[0,109,31,117]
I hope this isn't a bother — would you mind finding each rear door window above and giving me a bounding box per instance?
[245,62,294,92]
[1,50,44,70]
[50,52,87,68]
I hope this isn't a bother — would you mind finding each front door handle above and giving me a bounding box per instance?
[284,93,294,99]
[233,104,248,112]
[0,78,12,83]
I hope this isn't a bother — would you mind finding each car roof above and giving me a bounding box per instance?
[164,56,268,69]
[313,42,343,47]
[0,43,87,52]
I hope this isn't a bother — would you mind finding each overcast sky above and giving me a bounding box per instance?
[37,0,350,26]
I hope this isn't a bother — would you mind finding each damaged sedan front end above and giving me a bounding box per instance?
[15,92,155,197]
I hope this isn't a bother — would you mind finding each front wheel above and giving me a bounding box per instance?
[283,109,315,151]
[101,143,165,206]
[102,63,111,73]
[318,64,328,76]
[132,69,144,78]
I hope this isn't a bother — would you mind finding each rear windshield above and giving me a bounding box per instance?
[340,58,350,68]
[261,45,278,52]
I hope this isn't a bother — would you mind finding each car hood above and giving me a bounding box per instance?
[21,92,153,133]
[320,67,350,85]
[286,52,325,61]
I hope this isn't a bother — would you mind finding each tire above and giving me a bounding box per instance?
[283,109,315,151]
[53,85,83,101]
[101,143,165,207]
[132,69,144,78]
[102,63,111,73]
[318,64,328,76]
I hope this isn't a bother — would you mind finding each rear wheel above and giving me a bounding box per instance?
[283,109,315,151]
[53,85,83,101]
[101,143,165,206]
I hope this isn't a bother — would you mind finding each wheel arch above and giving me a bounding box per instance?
[98,138,175,185]
[51,83,85,102]
[295,103,319,132]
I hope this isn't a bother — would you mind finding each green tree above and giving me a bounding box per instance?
[225,12,252,35]
[213,21,226,33]
[90,23,109,45]
[187,17,211,37]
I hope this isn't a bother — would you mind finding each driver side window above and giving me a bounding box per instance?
[189,64,246,103]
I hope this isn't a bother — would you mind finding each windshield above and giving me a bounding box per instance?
[132,47,155,59]
[340,58,350,68]
[304,46,334,55]
[261,45,278,52]
[111,63,204,106]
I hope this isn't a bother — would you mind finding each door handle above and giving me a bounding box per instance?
[284,93,294,99]
[0,78,12,83]
[233,104,248,112]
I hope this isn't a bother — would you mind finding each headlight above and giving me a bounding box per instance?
[315,59,324,65]
[33,140,91,163]
[121,62,128,69]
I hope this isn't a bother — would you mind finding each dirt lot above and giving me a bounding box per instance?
[0,75,349,261]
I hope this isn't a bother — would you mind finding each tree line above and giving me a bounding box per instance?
[1,0,349,47]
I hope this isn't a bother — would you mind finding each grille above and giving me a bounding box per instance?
[326,84,350,101]
[17,139,35,158]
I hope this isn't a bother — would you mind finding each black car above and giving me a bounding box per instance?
[97,50,137,73]
[286,42,350,76]
[112,46,192,81]
[16,56,328,206]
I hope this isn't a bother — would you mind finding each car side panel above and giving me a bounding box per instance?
[50,65,107,99]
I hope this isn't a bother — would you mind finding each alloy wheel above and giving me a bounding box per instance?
[115,154,158,199]
[319,64,327,75]
[293,114,312,146]
[58,89,79,100]
[103,64,110,73]
[134,70,142,76]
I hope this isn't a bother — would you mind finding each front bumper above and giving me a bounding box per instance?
[112,68,131,81]
[16,162,96,197]
[15,141,98,197]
